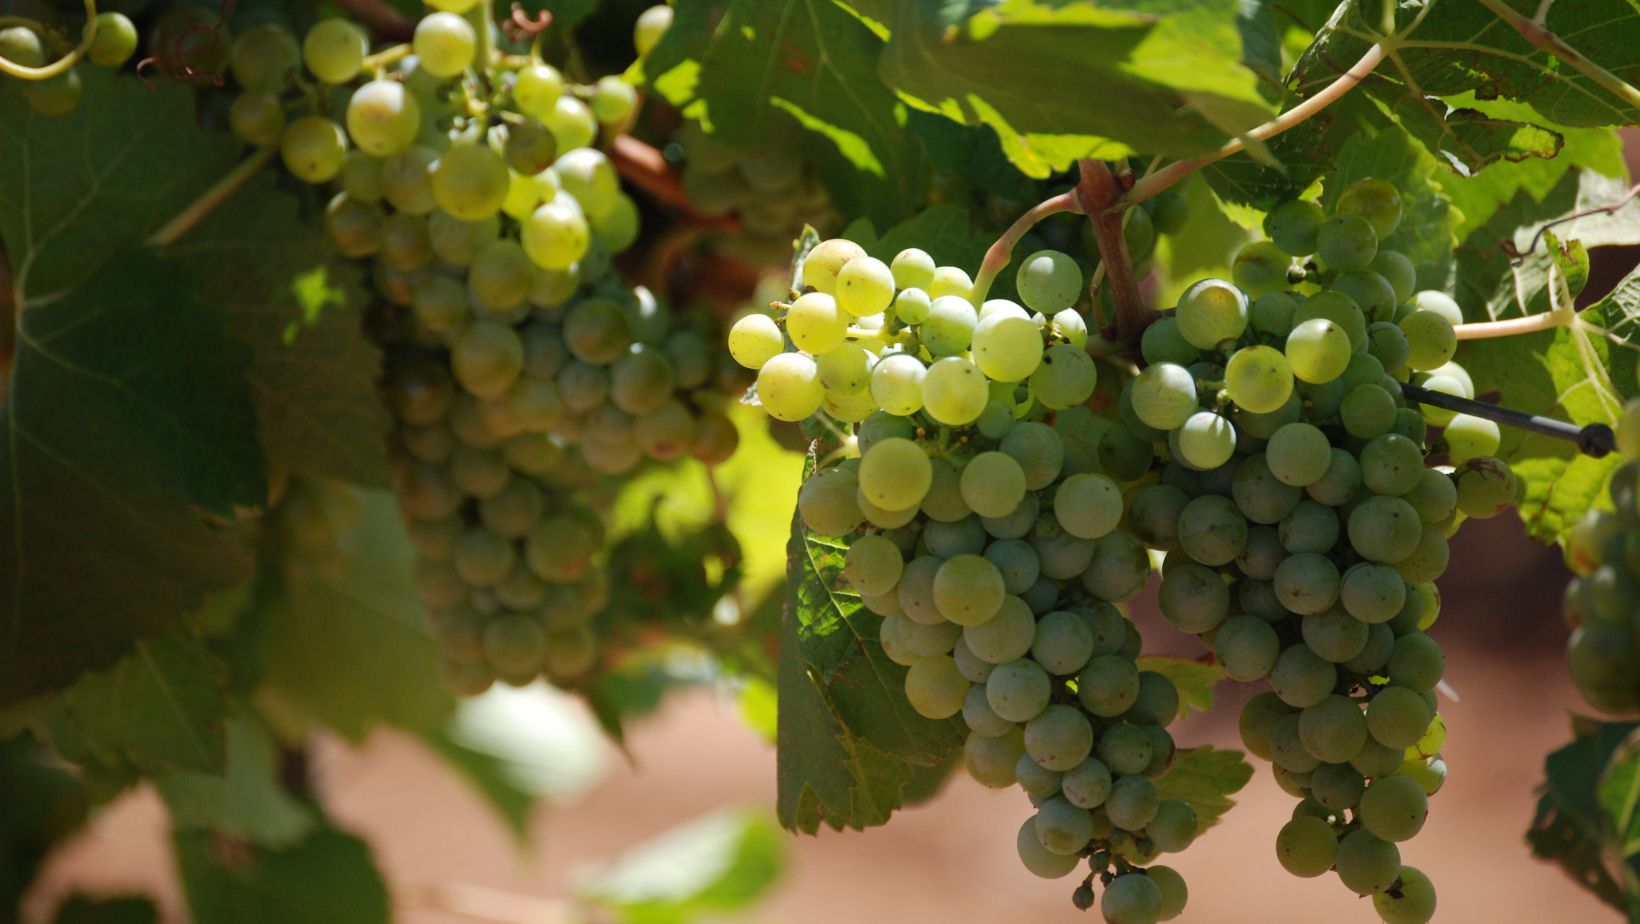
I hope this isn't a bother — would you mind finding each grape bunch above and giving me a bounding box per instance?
[1,10,137,117]
[1561,399,1640,713]
[1093,178,1518,924]
[732,239,1206,922]
[674,121,839,263]
[229,3,741,694]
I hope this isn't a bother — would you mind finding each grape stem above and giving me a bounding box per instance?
[1118,42,1387,210]
[1452,311,1571,341]
[146,144,279,249]
[335,0,416,43]
[0,0,98,81]
[363,44,413,74]
[1076,159,1153,345]
[1476,0,1640,111]
[970,191,1081,304]
[469,0,496,74]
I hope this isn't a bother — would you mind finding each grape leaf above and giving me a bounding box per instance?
[174,824,389,924]
[879,0,1275,178]
[1136,656,1222,720]
[1597,741,1640,898]
[776,507,965,834]
[16,632,229,777]
[1153,745,1253,833]
[169,174,389,488]
[257,489,454,740]
[421,730,539,843]
[52,896,158,924]
[155,713,315,848]
[579,809,787,924]
[1529,718,1640,912]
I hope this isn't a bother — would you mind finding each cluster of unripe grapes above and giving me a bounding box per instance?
[675,121,839,264]
[0,10,137,116]
[733,239,1200,923]
[229,1,739,694]
[1091,178,1513,924]
[1562,399,1640,714]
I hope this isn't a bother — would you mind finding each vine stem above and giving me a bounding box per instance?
[469,0,496,73]
[335,0,416,43]
[1453,311,1570,341]
[1119,42,1387,209]
[1476,0,1640,111]
[969,190,1081,304]
[1076,160,1152,345]
[0,0,98,81]
[146,144,278,248]
[363,43,412,74]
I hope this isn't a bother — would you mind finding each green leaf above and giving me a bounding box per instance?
[174,824,389,924]
[169,174,390,488]
[1598,742,1640,873]
[1529,718,1640,912]
[19,633,229,777]
[52,896,158,924]
[1153,745,1253,833]
[154,713,315,848]
[1136,656,1222,720]
[880,0,1274,178]
[0,735,90,909]
[421,731,538,842]
[579,809,786,924]
[258,489,455,740]
[776,501,965,834]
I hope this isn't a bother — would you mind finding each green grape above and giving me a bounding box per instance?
[520,199,590,270]
[1366,686,1431,749]
[964,725,1025,788]
[835,256,895,317]
[1399,310,1456,371]
[1130,363,1197,430]
[958,451,1026,520]
[1158,561,1229,633]
[1372,866,1436,924]
[1029,610,1093,675]
[987,658,1051,722]
[1266,423,1331,487]
[923,356,989,425]
[1225,346,1294,414]
[229,92,286,146]
[634,4,673,56]
[1147,866,1188,921]
[1407,290,1462,326]
[1214,615,1280,680]
[0,26,43,67]
[1016,818,1079,879]
[1279,500,1339,554]
[1102,873,1163,924]
[1297,695,1368,763]
[1141,317,1200,366]
[786,292,847,354]
[1015,249,1082,312]
[1276,815,1338,878]
[1232,241,1292,296]
[999,422,1065,490]
[1024,705,1094,771]
[303,19,367,84]
[1177,495,1248,567]
[1349,495,1423,563]
[1232,453,1304,524]
[1442,414,1499,464]
[1105,773,1160,830]
[1337,177,1404,238]
[1295,291,1368,349]
[230,23,298,89]
[451,321,526,399]
[800,239,866,294]
[1147,799,1198,852]
[891,288,932,326]
[1367,321,1411,374]
[859,437,932,512]
[325,194,383,259]
[427,212,497,267]
[555,149,619,220]
[904,655,969,719]
[1252,291,1299,338]
[453,527,516,587]
[1265,199,1326,256]
[869,353,927,416]
[415,12,477,78]
[1175,411,1237,470]
[845,534,904,596]
[890,248,936,290]
[590,75,638,125]
[482,614,547,676]
[379,212,433,271]
[610,349,675,416]
[1340,384,1396,439]
[1029,344,1096,410]
[797,467,862,536]
[921,295,978,356]
[1238,691,1291,760]
[984,539,1040,594]
[1454,456,1516,519]
[1285,319,1352,384]
[1175,278,1249,349]
[1271,644,1337,708]
[1060,757,1112,809]
[1317,212,1378,272]
[963,595,1035,664]
[85,11,139,67]
[817,343,874,396]
[1332,271,1399,325]
[972,312,1044,383]
[756,352,824,422]
[1273,552,1339,615]
[280,116,348,183]
[1335,829,1401,895]
[1125,205,1158,262]
[431,143,509,221]
[1360,433,1425,497]
[1303,607,1370,662]
[1269,713,1320,772]
[1340,563,1407,624]
[1388,632,1444,692]
[928,265,974,300]
[1099,426,1156,482]
[380,145,438,214]
[1053,473,1122,540]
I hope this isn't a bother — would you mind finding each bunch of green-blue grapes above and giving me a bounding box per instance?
[730,240,1207,923]
[231,2,744,694]
[1093,178,1520,924]
[0,11,137,117]
[1560,399,1640,714]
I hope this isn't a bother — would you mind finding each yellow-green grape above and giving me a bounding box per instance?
[415,12,477,79]
[229,92,286,146]
[502,171,545,220]
[469,239,535,311]
[890,247,936,290]
[728,315,785,370]
[1337,177,1404,238]
[555,148,619,218]
[25,69,82,118]
[836,256,896,317]
[1225,345,1294,414]
[346,79,422,157]
[452,320,526,398]
[972,312,1044,383]
[325,194,383,258]
[1407,290,1463,326]
[546,96,598,151]
[0,27,45,67]
[303,19,368,85]
[786,292,847,354]
[513,64,566,121]
[860,437,933,511]
[803,238,867,294]
[87,12,139,68]
[927,266,974,300]
[634,5,673,56]
[522,199,590,270]
[230,23,299,89]
[281,116,348,183]
[922,357,989,426]
[382,146,439,214]
[427,0,481,11]
[1443,415,1500,464]
[1399,310,1456,371]
[1285,318,1351,384]
[1175,278,1248,349]
[591,193,640,253]
[432,143,510,221]
[756,352,824,421]
[591,76,639,125]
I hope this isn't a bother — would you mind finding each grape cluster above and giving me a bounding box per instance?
[1561,399,1640,713]
[1,10,137,117]
[1095,178,1517,924]
[675,121,839,263]
[732,239,1202,922]
[229,3,741,694]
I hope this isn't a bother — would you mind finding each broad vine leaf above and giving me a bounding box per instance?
[0,735,90,910]
[1153,745,1253,833]
[169,174,389,488]
[879,0,1275,178]
[1529,718,1640,912]
[17,633,229,777]
[174,824,389,924]
[578,809,787,924]
[155,713,315,848]
[1136,656,1222,720]
[776,507,965,834]
[1597,741,1640,906]
[643,0,925,226]
[258,489,455,740]
[52,896,158,924]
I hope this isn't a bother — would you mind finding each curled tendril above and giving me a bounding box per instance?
[501,3,553,42]
[0,0,99,81]
[160,0,236,87]
[1499,182,1640,265]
